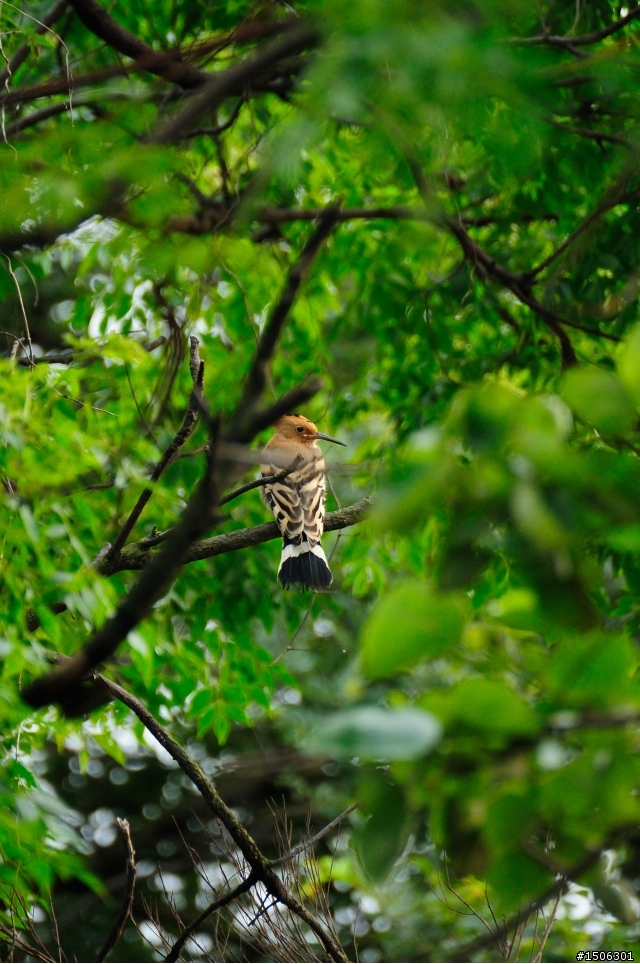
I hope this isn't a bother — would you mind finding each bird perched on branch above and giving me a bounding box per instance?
[260,415,345,591]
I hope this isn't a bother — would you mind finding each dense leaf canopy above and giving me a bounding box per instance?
[3,0,640,960]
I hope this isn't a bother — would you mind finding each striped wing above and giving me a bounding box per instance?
[293,454,325,545]
[261,452,325,546]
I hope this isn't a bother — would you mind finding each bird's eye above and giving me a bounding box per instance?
[296,426,304,433]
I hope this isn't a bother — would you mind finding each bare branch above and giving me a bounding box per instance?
[0,923,55,963]
[273,804,358,866]
[219,455,303,507]
[96,676,349,963]
[14,337,166,367]
[447,847,604,962]
[164,874,257,963]
[228,208,339,442]
[513,5,640,48]
[546,117,632,148]
[4,101,75,137]
[95,819,137,963]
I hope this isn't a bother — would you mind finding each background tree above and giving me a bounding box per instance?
[3,0,640,960]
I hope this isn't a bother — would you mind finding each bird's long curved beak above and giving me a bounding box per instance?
[313,432,346,446]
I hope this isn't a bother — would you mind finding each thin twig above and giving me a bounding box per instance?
[95,819,137,963]
[447,852,600,962]
[273,804,358,865]
[107,337,204,558]
[513,5,640,48]
[164,874,256,963]
[219,456,303,506]
[0,0,68,87]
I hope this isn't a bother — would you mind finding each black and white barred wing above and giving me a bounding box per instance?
[260,465,304,543]
[261,454,331,590]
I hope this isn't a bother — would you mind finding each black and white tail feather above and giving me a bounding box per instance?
[278,536,332,591]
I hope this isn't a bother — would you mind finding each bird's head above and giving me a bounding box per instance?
[274,414,346,447]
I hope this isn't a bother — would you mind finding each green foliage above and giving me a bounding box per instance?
[4,0,640,958]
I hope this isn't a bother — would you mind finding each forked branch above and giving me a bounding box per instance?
[23,212,338,710]
[95,819,137,963]
[96,675,349,963]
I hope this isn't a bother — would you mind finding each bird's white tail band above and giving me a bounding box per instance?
[278,539,332,591]
[278,541,328,570]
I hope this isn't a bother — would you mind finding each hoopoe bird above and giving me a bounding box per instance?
[260,415,345,591]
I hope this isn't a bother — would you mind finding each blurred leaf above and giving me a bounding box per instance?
[360,579,467,678]
[352,771,410,882]
[561,369,636,436]
[302,706,442,761]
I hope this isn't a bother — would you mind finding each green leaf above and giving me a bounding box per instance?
[488,852,552,908]
[592,880,640,925]
[352,772,410,882]
[360,579,467,678]
[302,706,442,761]
[617,323,640,408]
[424,679,539,735]
[561,368,636,436]
[546,632,637,708]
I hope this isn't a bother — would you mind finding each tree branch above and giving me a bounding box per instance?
[219,456,303,507]
[164,874,257,963]
[100,496,372,576]
[513,5,640,49]
[447,845,605,962]
[273,803,358,866]
[96,676,349,963]
[95,819,136,963]
[227,207,339,442]
[546,117,632,148]
[66,0,209,88]
[152,22,319,144]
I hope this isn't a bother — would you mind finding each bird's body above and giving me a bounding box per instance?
[260,415,345,591]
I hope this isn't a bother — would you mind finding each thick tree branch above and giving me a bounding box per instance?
[66,0,209,88]
[152,22,319,144]
[95,819,136,963]
[101,496,372,576]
